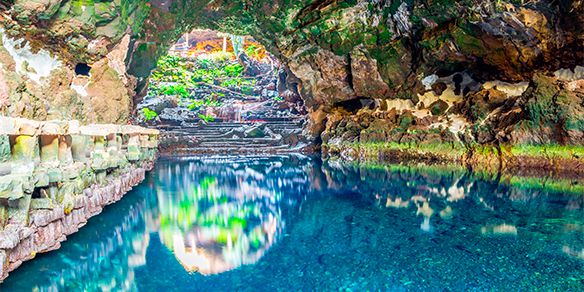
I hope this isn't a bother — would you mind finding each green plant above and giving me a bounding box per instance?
[245,44,261,59]
[198,113,215,123]
[150,83,190,99]
[220,77,255,88]
[188,97,222,111]
[196,51,233,65]
[222,63,244,77]
[142,108,158,121]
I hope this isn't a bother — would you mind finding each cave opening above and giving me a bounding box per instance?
[74,63,91,76]
[334,98,376,114]
[135,29,309,155]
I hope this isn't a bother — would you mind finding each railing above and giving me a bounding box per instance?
[0,117,159,281]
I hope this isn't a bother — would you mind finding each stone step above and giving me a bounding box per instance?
[157,118,305,155]
[170,124,302,131]
[172,144,292,154]
[198,142,274,147]
[162,126,302,135]
[200,137,279,142]
[180,121,303,127]
[158,120,303,128]
[199,139,277,144]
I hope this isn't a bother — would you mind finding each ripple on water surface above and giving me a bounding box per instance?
[3,155,583,291]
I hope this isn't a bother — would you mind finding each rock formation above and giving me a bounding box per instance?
[0,1,582,167]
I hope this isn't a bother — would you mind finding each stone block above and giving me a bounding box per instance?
[9,235,35,263]
[30,198,55,210]
[0,117,17,135]
[0,175,25,200]
[7,194,32,225]
[40,122,64,135]
[15,119,41,136]
[91,137,110,170]
[0,162,10,176]
[58,182,76,213]
[40,135,59,164]
[30,205,64,227]
[126,144,141,161]
[11,135,39,163]
[47,167,63,183]
[61,162,84,180]
[0,225,21,249]
[71,135,91,162]
[0,205,7,228]
[18,227,34,241]
[65,120,80,135]
[58,135,73,165]
[33,168,49,187]
[0,135,10,163]
[79,124,109,137]
[78,170,95,190]
[34,220,63,252]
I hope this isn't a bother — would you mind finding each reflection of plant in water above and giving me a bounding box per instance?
[156,173,283,275]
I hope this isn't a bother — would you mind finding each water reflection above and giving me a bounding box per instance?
[155,155,318,275]
[0,186,156,291]
[154,156,305,275]
[321,162,584,265]
[2,156,583,291]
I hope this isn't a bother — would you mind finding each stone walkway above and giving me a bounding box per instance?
[157,118,309,155]
[0,117,159,282]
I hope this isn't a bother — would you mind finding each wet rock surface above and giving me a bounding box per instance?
[321,71,584,172]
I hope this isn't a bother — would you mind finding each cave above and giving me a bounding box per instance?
[0,1,583,290]
[74,63,91,76]
[334,97,376,114]
[135,28,307,154]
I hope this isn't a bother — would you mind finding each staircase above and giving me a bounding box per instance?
[157,118,309,155]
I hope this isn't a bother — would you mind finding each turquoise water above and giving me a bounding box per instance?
[2,155,583,291]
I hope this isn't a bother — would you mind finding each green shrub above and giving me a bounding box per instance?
[245,44,261,59]
[220,77,255,88]
[222,63,244,77]
[142,108,158,121]
[188,97,222,111]
[198,113,215,123]
[150,83,190,99]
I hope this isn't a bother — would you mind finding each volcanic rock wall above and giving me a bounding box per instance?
[0,117,159,281]
[0,1,582,167]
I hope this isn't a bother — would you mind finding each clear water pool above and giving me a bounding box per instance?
[3,155,583,291]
